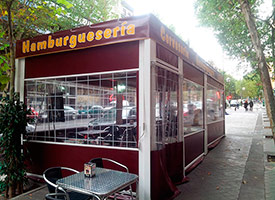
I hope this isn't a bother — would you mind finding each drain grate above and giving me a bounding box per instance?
[267,155,275,162]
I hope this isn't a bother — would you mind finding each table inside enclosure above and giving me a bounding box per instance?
[56,168,138,200]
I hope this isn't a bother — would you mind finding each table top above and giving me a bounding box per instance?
[57,168,138,198]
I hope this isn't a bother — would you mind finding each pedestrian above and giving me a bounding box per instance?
[249,100,254,111]
[244,100,248,111]
[235,100,239,111]
[225,101,229,115]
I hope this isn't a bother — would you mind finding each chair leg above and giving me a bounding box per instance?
[130,187,133,199]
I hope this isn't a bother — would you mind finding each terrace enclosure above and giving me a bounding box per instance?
[15,14,225,200]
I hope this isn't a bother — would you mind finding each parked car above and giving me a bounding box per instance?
[37,106,77,122]
[27,107,39,121]
[64,106,77,120]
[230,100,239,107]
[26,123,35,133]
[78,105,104,118]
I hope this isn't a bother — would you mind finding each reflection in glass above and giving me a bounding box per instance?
[154,67,179,150]
[182,80,203,134]
[25,71,137,148]
[206,84,224,123]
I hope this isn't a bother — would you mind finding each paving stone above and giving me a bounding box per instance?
[176,107,274,200]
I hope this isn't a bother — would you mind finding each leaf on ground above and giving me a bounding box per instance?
[207,172,211,175]
[216,186,220,190]
[242,180,247,184]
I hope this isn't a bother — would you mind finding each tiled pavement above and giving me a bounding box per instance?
[176,105,275,200]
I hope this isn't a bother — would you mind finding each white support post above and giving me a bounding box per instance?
[138,39,153,200]
[204,74,208,155]
[15,58,25,101]
[178,58,185,176]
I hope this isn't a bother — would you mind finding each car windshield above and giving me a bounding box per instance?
[64,106,74,111]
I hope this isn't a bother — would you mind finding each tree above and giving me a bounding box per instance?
[239,0,275,137]
[235,78,259,99]
[220,70,238,98]
[195,0,275,137]
[0,0,120,197]
[243,69,263,98]
[0,0,119,93]
[0,93,32,198]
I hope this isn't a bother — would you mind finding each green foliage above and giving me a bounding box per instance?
[235,77,260,99]
[220,69,262,99]
[194,0,274,72]
[0,92,32,197]
[0,0,119,91]
[0,30,10,90]
[243,69,263,97]
[0,179,6,193]
[220,70,238,97]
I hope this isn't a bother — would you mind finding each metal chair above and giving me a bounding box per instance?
[89,158,134,199]
[120,126,137,147]
[43,167,90,200]
[45,193,68,200]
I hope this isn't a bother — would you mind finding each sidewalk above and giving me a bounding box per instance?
[11,105,275,200]
[176,105,275,200]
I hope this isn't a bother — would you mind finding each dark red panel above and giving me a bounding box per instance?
[151,149,180,200]
[16,15,149,59]
[183,61,204,85]
[207,120,225,144]
[25,142,138,176]
[25,41,139,79]
[207,76,224,90]
[156,44,178,68]
[184,131,204,166]
[165,142,183,183]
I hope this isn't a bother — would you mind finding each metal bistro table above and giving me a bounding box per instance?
[56,167,138,200]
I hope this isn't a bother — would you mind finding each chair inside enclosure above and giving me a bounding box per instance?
[43,167,90,200]
[45,193,68,200]
[120,126,137,148]
[89,158,135,199]
[102,125,121,146]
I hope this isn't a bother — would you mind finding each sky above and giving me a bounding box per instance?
[127,0,273,80]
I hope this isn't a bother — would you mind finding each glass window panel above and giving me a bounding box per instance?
[182,79,203,134]
[154,67,179,150]
[25,71,137,148]
[207,84,223,123]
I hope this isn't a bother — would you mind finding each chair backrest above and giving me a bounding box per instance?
[90,158,128,172]
[90,158,104,168]
[43,167,63,193]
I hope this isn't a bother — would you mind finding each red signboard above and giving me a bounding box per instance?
[16,14,224,83]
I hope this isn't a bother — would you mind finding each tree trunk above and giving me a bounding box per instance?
[7,0,15,95]
[16,181,23,195]
[272,0,275,76]
[239,0,275,138]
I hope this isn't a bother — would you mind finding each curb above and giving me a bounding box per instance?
[11,185,47,200]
